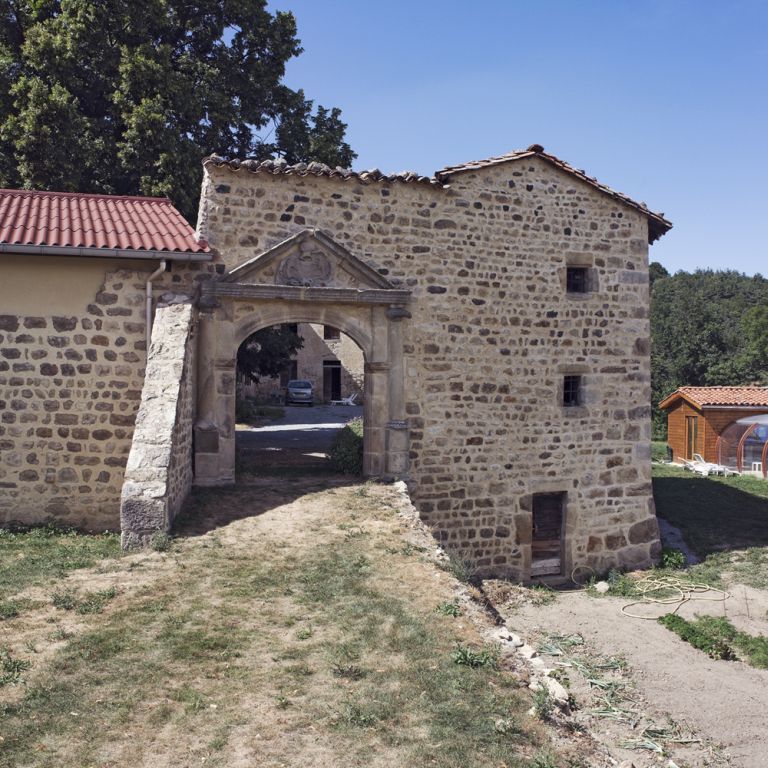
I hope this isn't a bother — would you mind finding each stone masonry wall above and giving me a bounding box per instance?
[199,155,660,580]
[0,269,149,530]
[0,259,206,531]
[120,301,196,547]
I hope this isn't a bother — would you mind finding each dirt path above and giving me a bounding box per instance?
[488,583,768,767]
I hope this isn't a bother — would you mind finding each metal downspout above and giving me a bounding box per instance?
[146,260,167,350]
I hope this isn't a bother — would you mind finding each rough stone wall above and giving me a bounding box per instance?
[0,268,149,530]
[199,156,660,579]
[120,301,196,547]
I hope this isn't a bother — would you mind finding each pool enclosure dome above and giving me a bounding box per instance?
[716,414,768,477]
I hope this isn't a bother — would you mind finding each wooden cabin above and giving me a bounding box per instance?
[659,387,768,464]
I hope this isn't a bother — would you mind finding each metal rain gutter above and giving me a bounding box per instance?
[0,243,212,261]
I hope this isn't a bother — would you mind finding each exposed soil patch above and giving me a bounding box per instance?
[487,579,768,767]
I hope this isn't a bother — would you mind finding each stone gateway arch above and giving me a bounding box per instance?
[0,146,672,582]
[193,228,412,485]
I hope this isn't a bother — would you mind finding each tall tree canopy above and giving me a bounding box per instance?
[0,0,356,220]
[650,266,768,435]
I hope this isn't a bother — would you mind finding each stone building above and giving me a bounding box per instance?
[0,144,672,580]
[238,323,364,404]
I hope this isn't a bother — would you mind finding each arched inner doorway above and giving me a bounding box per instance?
[234,320,367,477]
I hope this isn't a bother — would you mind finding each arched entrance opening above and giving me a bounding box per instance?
[192,227,411,487]
[234,320,366,478]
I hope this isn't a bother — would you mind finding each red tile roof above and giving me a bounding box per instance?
[0,189,210,254]
[659,386,768,410]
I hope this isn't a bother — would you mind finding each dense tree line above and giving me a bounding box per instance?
[0,0,355,220]
[650,265,768,435]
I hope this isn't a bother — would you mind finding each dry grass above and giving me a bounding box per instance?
[0,479,560,768]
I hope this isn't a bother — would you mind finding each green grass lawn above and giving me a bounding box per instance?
[652,464,768,587]
[0,525,120,602]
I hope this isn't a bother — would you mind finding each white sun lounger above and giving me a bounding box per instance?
[330,393,358,406]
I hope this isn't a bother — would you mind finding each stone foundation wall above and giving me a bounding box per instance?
[199,155,661,579]
[120,301,196,547]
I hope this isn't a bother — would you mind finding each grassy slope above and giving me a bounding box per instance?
[0,482,559,768]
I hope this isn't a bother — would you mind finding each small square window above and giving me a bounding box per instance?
[563,375,582,407]
[323,325,340,340]
[566,267,589,294]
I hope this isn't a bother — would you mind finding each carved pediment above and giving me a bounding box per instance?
[224,229,394,290]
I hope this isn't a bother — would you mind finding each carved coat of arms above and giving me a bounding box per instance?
[276,247,332,287]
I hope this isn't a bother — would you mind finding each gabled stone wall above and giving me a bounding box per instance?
[198,156,660,579]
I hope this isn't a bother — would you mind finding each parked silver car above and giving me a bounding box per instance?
[285,379,314,406]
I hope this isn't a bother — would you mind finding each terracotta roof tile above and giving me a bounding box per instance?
[206,145,671,244]
[660,386,768,409]
[0,189,210,254]
[204,155,442,187]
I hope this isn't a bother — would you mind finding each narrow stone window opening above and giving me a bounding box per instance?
[563,375,582,407]
[566,266,589,293]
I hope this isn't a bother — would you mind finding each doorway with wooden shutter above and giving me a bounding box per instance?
[531,492,565,577]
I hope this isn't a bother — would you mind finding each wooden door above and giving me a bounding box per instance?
[531,493,564,577]
[686,415,698,459]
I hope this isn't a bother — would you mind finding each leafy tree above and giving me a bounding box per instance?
[648,261,670,291]
[651,269,768,436]
[0,0,356,220]
[237,325,303,385]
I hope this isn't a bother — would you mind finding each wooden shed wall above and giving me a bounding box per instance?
[667,401,703,461]
[666,401,768,463]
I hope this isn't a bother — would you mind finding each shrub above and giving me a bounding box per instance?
[235,398,257,423]
[659,547,686,569]
[329,418,363,474]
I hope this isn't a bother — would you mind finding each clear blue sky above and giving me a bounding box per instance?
[267,0,767,277]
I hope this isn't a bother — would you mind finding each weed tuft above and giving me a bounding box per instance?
[340,701,378,728]
[435,601,461,617]
[51,588,78,611]
[659,547,686,569]
[296,626,313,640]
[76,586,117,614]
[0,648,31,686]
[332,663,366,680]
[451,643,499,669]
[0,600,20,620]
[149,531,173,552]
[531,685,554,721]
[441,552,476,584]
